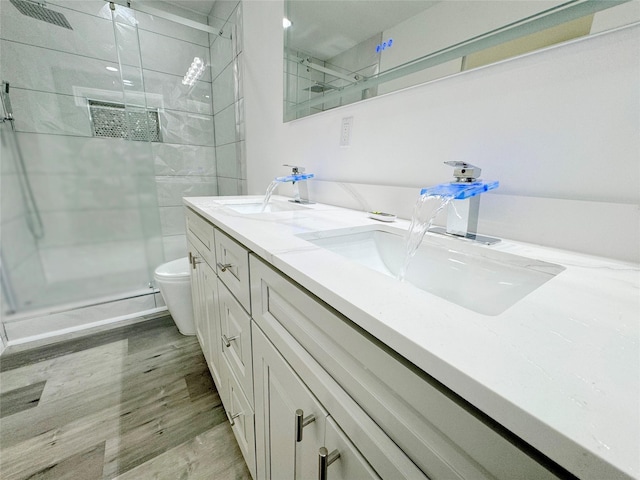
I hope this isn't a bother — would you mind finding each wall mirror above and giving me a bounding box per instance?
[284,0,637,121]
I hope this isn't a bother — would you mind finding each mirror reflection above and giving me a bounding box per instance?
[284,0,637,121]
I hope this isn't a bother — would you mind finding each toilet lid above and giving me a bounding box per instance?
[154,257,191,278]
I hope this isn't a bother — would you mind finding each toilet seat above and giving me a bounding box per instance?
[154,257,190,280]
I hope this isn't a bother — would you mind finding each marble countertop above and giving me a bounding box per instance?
[184,195,639,480]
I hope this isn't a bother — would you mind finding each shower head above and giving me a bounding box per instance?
[304,82,341,93]
[9,0,73,30]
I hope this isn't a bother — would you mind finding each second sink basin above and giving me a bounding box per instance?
[222,199,310,214]
[297,225,564,315]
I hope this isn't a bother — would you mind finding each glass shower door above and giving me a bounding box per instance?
[0,0,164,315]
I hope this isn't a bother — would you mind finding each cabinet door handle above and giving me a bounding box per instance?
[318,447,340,480]
[222,334,239,348]
[227,411,242,426]
[295,409,316,442]
[191,254,202,269]
[217,262,233,272]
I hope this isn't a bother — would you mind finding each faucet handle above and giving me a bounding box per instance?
[283,164,305,174]
[444,161,481,183]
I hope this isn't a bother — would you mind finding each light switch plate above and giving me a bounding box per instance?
[340,116,353,146]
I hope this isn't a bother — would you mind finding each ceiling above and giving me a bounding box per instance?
[163,0,217,17]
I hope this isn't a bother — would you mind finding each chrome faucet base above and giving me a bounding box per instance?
[289,199,314,205]
[428,226,501,245]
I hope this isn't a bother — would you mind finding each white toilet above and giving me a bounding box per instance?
[154,257,195,336]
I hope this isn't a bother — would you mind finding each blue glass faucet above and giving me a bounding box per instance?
[423,161,500,244]
[276,165,314,204]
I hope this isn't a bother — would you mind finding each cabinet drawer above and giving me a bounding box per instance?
[214,228,251,313]
[217,278,253,406]
[220,353,256,479]
[185,207,215,267]
[250,255,559,480]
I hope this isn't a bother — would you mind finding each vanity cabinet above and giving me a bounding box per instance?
[249,254,560,480]
[186,209,256,477]
[186,206,564,480]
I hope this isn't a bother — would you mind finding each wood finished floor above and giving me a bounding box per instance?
[0,315,251,479]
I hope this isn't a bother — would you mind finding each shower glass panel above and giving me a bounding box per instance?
[0,0,168,315]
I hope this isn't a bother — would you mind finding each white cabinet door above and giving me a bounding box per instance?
[188,242,224,392]
[202,261,222,389]
[188,241,205,349]
[253,324,327,480]
[322,417,380,480]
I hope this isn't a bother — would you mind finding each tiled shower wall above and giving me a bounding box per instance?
[209,1,247,196]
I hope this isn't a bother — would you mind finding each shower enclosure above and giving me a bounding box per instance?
[0,0,237,341]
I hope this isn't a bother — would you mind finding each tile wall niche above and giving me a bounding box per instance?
[209,1,247,196]
[0,0,226,317]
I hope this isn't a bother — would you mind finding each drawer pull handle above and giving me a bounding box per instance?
[318,447,340,480]
[217,262,233,272]
[222,334,239,348]
[295,409,316,442]
[228,411,242,426]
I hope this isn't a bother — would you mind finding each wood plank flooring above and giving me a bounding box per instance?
[0,314,251,479]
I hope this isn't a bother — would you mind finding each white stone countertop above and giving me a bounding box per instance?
[184,195,639,480]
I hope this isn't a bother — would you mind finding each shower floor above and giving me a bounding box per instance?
[0,314,251,479]
[10,268,154,315]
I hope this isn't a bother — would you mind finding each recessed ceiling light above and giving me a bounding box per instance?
[106,66,119,72]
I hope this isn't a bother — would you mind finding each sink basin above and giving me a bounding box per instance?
[297,225,565,315]
[223,200,309,214]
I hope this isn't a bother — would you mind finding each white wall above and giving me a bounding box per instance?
[242,1,639,262]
